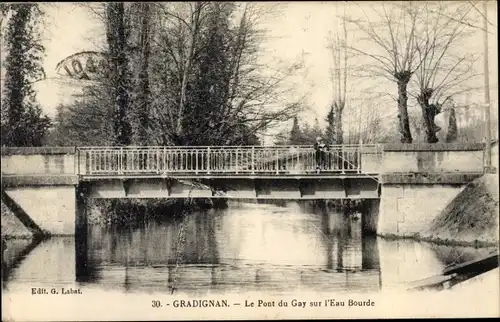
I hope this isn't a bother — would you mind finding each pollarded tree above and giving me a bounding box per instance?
[1,3,50,147]
[412,2,480,143]
[345,2,435,143]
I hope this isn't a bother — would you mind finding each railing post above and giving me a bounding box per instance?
[119,147,123,174]
[341,145,345,174]
[251,146,255,174]
[76,148,80,176]
[195,149,199,174]
[162,146,166,174]
[235,149,239,174]
[156,148,160,174]
[358,141,362,173]
[207,147,211,174]
[89,151,93,175]
[275,148,279,174]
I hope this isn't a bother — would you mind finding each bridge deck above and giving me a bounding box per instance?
[79,172,380,181]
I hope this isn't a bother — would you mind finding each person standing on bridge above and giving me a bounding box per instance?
[314,137,329,173]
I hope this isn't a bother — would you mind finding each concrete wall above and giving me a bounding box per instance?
[380,143,484,173]
[378,184,465,236]
[1,147,76,176]
[4,186,76,236]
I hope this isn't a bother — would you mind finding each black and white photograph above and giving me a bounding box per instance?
[1,1,498,320]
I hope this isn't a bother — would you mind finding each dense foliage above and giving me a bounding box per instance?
[1,4,51,147]
[47,3,304,147]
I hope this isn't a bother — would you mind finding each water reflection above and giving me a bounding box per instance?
[2,238,42,283]
[2,201,493,295]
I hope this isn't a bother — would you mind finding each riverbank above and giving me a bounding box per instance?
[381,174,499,248]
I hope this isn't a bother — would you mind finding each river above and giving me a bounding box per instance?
[1,201,492,296]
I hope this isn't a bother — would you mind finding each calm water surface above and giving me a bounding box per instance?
[1,202,491,295]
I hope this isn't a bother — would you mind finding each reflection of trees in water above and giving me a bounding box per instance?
[78,203,384,293]
[87,211,220,267]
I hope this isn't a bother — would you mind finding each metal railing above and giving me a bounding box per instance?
[76,145,383,176]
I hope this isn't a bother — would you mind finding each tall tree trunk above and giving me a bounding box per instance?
[395,71,413,143]
[107,2,132,146]
[136,3,151,145]
[335,102,344,144]
[417,88,439,143]
[176,3,202,143]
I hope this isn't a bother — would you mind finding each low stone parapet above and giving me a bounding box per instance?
[380,143,484,174]
[1,147,77,176]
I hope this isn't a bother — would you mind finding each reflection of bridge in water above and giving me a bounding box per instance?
[73,207,382,294]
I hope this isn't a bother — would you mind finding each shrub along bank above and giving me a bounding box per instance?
[86,198,221,226]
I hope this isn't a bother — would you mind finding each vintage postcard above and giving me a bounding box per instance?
[1,1,499,321]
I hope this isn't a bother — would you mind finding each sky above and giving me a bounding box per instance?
[2,1,498,142]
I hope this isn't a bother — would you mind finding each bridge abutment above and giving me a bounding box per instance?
[1,147,79,236]
[378,183,467,236]
[4,185,78,236]
[374,143,485,237]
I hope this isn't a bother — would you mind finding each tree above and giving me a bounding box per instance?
[149,2,304,146]
[289,116,302,145]
[54,2,303,148]
[327,11,349,145]
[325,104,336,144]
[1,3,51,147]
[131,3,152,145]
[412,2,479,143]
[311,117,322,139]
[105,2,132,145]
[345,2,435,143]
[445,107,457,143]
